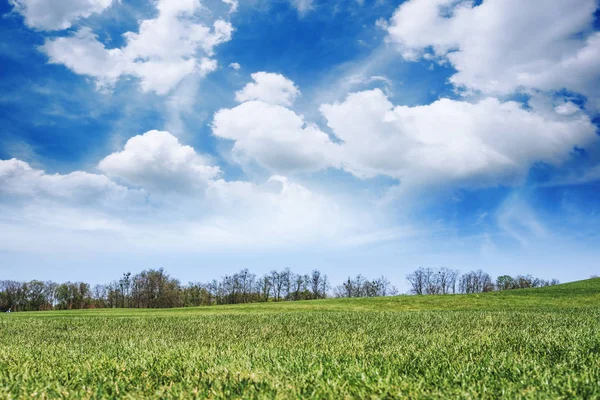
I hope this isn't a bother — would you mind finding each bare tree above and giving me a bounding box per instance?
[436,268,459,294]
[407,268,427,295]
[459,270,493,294]
[270,270,283,302]
[334,274,395,298]
[308,270,330,299]
[259,275,272,301]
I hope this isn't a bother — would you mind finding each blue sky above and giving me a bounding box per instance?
[0,0,599,290]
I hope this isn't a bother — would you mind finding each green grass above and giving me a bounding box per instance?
[1,279,599,399]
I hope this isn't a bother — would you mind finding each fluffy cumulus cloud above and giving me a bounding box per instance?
[213,100,341,173]
[40,0,233,94]
[98,130,221,193]
[235,72,300,106]
[0,131,380,252]
[385,0,600,107]
[0,158,142,206]
[215,72,334,174]
[214,73,598,188]
[9,0,113,30]
[322,90,598,187]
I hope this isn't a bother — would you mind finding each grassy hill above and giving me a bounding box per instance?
[1,278,599,399]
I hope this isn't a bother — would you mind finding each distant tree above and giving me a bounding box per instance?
[26,280,47,311]
[92,284,108,308]
[281,268,292,300]
[406,268,427,295]
[44,281,58,309]
[0,281,23,311]
[406,267,458,295]
[130,269,182,308]
[55,283,72,310]
[270,270,284,302]
[0,268,401,311]
[334,274,395,298]
[207,279,220,304]
[496,275,515,291]
[259,275,272,302]
[459,270,494,294]
[436,268,459,294]
[290,273,307,301]
[513,275,534,289]
[55,282,91,310]
[310,270,329,299]
[119,272,131,308]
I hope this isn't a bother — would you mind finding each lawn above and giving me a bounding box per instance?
[1,279,599,399]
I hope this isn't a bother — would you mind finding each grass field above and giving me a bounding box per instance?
[1,279,599,399]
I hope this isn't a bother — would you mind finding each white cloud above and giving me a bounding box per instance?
[10,0,113,30]
[324,89,598,187]
[343,74,393,95]
[0,144,384,252]
[98,130,221,193]
[41,0,233,95]
[229,62,241,70]
[200,176,355,247]
[215,73,335,174]
[385,0,600,107]
[375,18,388,31]
[0,161,136,232]
[235,72,300,106]
[0,158,140,204]
[555,102,581,116]
[214,74,598,189]
[213,100,341,173]
[222,0,238,14]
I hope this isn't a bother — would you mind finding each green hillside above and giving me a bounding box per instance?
[1,278,599,399]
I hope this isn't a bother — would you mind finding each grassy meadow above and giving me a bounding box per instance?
[1,278,599,399]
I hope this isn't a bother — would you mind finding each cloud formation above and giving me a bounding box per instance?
[385,0,600,108]
[10,0,113,30]
[0,131,381,252]
[222,0,238,14]
[98,130,221,193]
[235,72,300,106]
[322,90,597,188]
[213,100,340,173]
[40,0,233,94]
[214,74,598,188]
[0,158,142,207]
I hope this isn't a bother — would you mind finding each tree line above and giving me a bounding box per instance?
[0,268,397,312]
[1,266,562,311]
[406,267,559,295]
